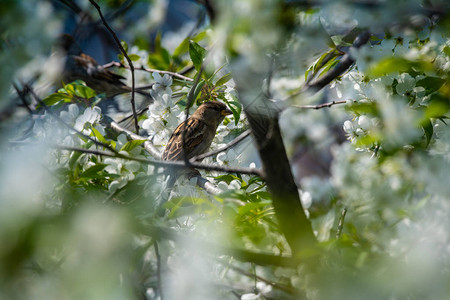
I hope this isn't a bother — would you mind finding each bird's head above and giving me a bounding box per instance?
[191,101,233,127]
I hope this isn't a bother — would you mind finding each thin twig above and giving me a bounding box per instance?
[336,207,348,239]
[12,82,33,115]
[292,100,347,110]
[213,257,296,294]
[88,0,140,134]
[56,145,264,177]
[117,107,149,125]
[190,129,252,162]
[102,61,193,82]
[153,241,164,300]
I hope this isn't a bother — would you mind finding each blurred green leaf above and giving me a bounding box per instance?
[193,79,206,104]
[42,93,71,106]
[416,77,446,95]
[421,118,433,147]
[346,101,379,116]
[128,54,140,61]
[80,163,108,179]
[189,40,207,71]
[367,57,434,77]
[120,139,145,152]
[215,174,242,184]
[223,94,242,125]
[75,84,96,99]
[91,127,109,144]
[165,197,217,218]
[215,73,232,86]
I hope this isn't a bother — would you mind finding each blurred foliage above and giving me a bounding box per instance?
[1,0,450,300]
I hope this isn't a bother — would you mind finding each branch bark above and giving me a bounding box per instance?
[241,95,316,253]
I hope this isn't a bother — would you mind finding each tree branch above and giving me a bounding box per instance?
[190,129,251,162]
[292,100,348,110]
[102,61,194,82]
[242,99,316,253]
[56,145,262,176]
[88,0,140,133]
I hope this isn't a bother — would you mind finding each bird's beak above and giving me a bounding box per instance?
[222,108,233,116]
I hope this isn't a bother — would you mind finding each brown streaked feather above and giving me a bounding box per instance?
[161,118,209,161]
[161,101,231,162]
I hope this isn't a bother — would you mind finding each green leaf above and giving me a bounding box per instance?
[367,57,434,77]
[247,176,263,186]
[147,33,172,70]
[174,31,207,58]
[75,84,96,99]
[251,191,272,200]
[91,127,109,144]
[148,53,169,70]
[443,45,450,57]
[174,38,190,58]
[214,174,242,184]
[346,101,379,116]
[305,65,313,81]
[165,197,216,218]
[128,54,141,61]
[223,94,242,125]
[121,40,128,52]
[421,118,433,147]
[63,82,76,95]
[42,93,71,106]
[192,79,206,104]
[319,56,340,76]
[189,40,207,71]
[331,35,353,47]
[80,163,108,179]
[416,77,446,95]
[68,151,83,170]
[120,139,145,152]
[215,73,232,86]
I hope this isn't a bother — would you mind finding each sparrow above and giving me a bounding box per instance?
[56,34,152,100]
[158,101,231,212]
[162,101,233,161]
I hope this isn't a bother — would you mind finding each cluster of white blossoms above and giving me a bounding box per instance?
[141,72,183,147]
[333,29,450,151]
[342,115,377,148]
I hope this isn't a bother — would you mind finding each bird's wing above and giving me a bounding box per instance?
[161,118,207,161]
